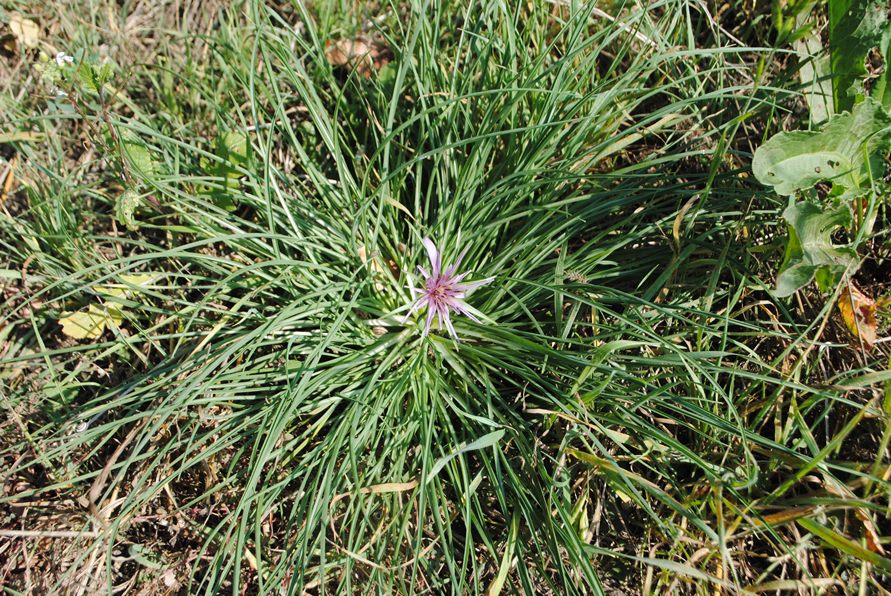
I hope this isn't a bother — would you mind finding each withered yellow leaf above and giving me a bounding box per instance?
[119,273,154,287]
[59,306,108,340]
[837,285,877,349]
[95,273,154,298]
[58,304,122,340]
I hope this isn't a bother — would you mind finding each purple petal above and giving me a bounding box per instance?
[442,310,458,339]
[453,276,495,292]
[447,297,481,323]
[422,303,436,337]
[418,265,431,279]
[422,238,441,277]
[401,296,426,324]
[444,247,470,277]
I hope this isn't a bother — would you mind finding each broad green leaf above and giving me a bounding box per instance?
[752,99,891,197]
[59,273,152,340]
[119,273,154,287]
[829,0,891,111]
[197,130,251,210]
[34,58,63,86]
[74,59,114,95]
[58,307,106,339]
[101,304,123,327]
[76,61,99,94]
[218,130,251,167]
[43,381,80,403]
[95,285,127,299]
[774,201,858,297]
[772,0,816,45]
[122,138,158,178]
[793,7,832,124]
[96,62,114,86]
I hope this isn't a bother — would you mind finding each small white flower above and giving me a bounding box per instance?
[54,52,74,66]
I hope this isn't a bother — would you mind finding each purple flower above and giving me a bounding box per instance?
[402,238,494,339]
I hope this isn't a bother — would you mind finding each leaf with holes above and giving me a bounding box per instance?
[753,98,891,197]
[774,201,858,297]
[115,189,141,231]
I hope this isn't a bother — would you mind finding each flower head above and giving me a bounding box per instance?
[403,238,494,339]
[54,52,74,66]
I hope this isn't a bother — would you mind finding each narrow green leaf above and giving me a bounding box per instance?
[797,518,891,571]
[425,429,505,484]
[487,509,519,596]
[0,131,45,144]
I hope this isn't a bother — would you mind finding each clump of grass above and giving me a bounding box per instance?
[1,0,889,593]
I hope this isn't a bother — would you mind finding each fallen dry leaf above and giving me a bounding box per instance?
[837,284,877,349]
[1,154,16,206]
[8,15,40,49]
[823,478,886,555]
[325,36,390,77]
[855,505,886,554]
[326,37,371,67]
[357,244,385,275]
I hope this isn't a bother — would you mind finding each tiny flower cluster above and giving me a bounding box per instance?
[403,238,493,339]
[55,52,74,66]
